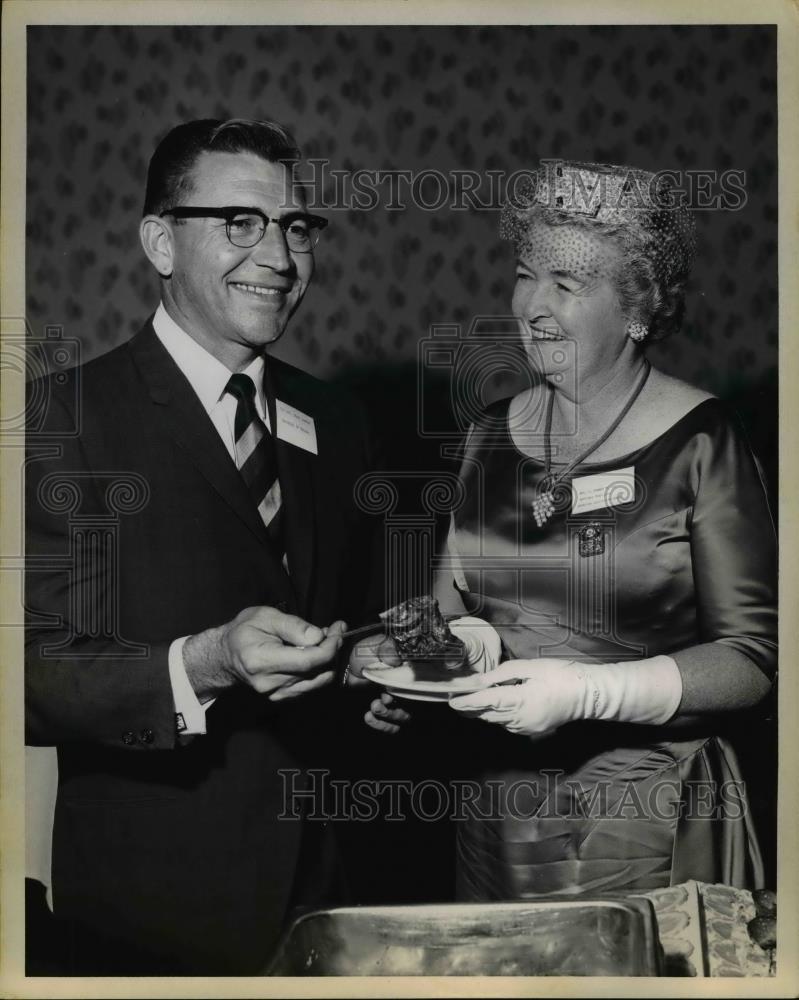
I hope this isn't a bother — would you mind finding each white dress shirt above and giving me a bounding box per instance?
[152,303,270,735]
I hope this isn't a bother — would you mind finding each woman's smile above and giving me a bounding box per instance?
[526,321,566,341]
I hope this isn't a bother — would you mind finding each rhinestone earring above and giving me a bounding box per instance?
[627,319,648,342]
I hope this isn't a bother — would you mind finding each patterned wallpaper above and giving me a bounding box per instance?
[20,24,780,904]
[26,25,777,408]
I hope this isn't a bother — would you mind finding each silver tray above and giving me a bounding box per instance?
[267,898,663,976]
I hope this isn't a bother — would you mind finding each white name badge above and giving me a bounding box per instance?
[571,466,635,515]
[275,399,318,455]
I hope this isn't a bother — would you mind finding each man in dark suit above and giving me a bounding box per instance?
[25,118,381,974]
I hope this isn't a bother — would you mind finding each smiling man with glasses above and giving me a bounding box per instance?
[159,205,328,251]
[140,123,326,368]
[25,118,382,974]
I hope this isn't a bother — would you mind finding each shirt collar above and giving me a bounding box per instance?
[152,303,266,416]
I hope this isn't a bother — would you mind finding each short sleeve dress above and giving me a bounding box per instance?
[449,397,777,899]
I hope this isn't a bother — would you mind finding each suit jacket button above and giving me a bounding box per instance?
[140,728,155,745]
[122,731,136,745]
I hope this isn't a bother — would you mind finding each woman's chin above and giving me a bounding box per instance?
[525,340,574,369]
[527,359,574,381]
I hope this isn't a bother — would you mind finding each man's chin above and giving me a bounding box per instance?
[239,321,289,351]
[239,301,299,346]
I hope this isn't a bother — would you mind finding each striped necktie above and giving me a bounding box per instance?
[225,373,285,559]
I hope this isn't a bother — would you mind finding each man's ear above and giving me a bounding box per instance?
[140,215,175,277]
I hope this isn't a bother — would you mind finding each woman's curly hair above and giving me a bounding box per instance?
[500,163,697,341]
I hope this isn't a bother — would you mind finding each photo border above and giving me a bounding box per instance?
[2,1,797,997]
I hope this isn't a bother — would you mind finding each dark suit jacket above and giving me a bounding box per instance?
[25,322,382,973]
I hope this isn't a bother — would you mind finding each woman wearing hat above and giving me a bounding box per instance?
[357,160,776,898]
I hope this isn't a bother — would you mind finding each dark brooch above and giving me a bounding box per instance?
[578,521,605,557]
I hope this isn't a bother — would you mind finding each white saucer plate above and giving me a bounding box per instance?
[361,664,487,702]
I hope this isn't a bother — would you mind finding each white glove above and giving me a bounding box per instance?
[449,655,683,738]
[448,616,502,673]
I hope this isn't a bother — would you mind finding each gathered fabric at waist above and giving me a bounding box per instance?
[455,732,764,899]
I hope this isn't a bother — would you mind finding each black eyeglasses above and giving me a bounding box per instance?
[159,206,328,253]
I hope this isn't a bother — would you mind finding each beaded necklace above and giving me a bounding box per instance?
[531,360,652,527]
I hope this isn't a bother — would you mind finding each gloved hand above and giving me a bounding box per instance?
[448,616,503,673]
[449,655,683,738]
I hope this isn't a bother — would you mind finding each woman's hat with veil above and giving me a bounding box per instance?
[500,160,697,285]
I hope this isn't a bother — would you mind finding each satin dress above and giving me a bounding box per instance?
[449,398,777,899]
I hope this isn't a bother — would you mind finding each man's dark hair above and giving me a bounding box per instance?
[142,117,301,216]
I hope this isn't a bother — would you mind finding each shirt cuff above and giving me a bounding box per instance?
[168,636,215,735]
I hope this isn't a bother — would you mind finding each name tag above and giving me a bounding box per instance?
[275,400,318,455]
[571,466,635,514]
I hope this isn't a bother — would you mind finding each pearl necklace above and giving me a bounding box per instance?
[531,360,652,528]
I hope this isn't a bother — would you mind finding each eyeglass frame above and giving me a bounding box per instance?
[158,205,328,253]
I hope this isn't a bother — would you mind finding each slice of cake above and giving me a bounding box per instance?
[379,595,466,672]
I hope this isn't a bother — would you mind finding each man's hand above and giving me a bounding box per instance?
[344,633,403,687]
[183,607,347,702]
[345,635,413,734]
[364,691,411,734]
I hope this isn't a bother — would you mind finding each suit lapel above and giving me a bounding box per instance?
[265,360,317,617]
[128,324,296,608]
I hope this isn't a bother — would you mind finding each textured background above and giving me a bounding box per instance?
[23,23,779,914]
[27,24,777,405]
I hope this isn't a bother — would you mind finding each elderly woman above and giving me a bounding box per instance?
[355,160,776,899]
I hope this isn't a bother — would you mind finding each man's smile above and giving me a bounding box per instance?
[229,280,291,299]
